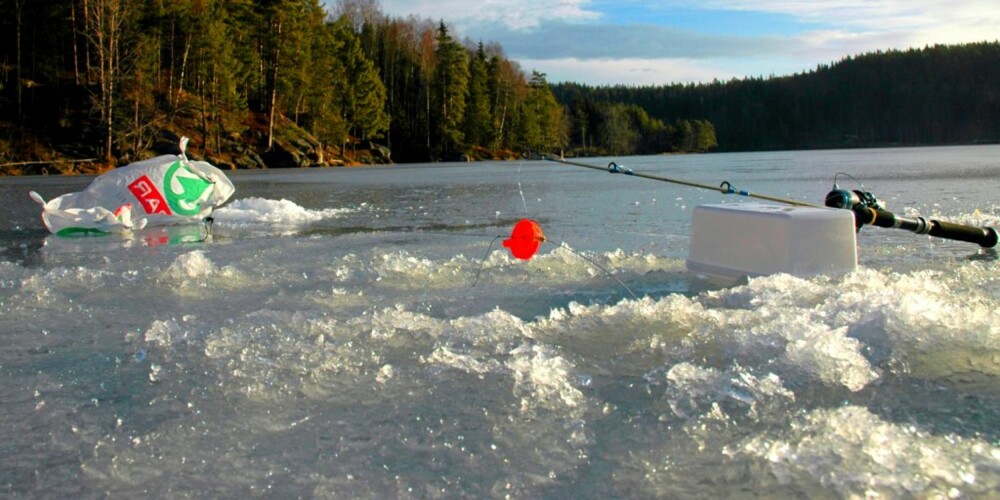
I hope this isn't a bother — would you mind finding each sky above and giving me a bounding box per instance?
[324,0,1000,86]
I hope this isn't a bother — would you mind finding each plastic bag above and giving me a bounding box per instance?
[31,138,235,236]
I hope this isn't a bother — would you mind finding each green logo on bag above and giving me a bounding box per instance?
[164,161,213,216]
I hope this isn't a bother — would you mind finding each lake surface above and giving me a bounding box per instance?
[2,146,1000,497]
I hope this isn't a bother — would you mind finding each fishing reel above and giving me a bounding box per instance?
[824,188,883,213]
[824,174,887,231]
[824,173,998,248]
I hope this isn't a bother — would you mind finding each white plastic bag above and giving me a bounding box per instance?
[31,138,235,236]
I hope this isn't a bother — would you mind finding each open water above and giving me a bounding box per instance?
[2,146,1000,498]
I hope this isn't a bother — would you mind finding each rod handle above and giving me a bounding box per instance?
[928,220,999,248]
[860,207,998,248]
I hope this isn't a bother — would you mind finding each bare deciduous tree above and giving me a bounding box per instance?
[84,0,131,163]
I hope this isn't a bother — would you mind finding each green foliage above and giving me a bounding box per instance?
[303,16,348,149]
[431,23,469,159]
[462,43,493,149]
[2,1,992,166]
[333,16,388,143]
[485,53,525,155]
[561,92,702,155]
[517,71,566,152]
[553,43,1000,152]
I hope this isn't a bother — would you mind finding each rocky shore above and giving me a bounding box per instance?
[0,111,392,177]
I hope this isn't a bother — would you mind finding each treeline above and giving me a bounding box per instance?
[552,42,1000,152]
[0,0,576,167]
[17,1,989,167]
[357,17,568,161]
[563,99,717,155]
[0,0,718,170]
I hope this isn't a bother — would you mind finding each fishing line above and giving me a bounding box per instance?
[548,240,638,300]
[516,161,529,213]
[471,235,503,288]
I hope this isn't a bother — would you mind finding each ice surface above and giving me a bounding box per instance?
[741,406,1000,497]
[213,197,356,224]
[3,148,1000,497]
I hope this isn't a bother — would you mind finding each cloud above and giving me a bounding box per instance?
[379,0,601,29]
[670,0,1000,41]
[366,0,1000,84]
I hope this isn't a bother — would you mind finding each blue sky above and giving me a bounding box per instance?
[324,0,1000,85]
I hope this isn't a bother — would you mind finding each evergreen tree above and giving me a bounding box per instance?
[520,71,565,152]
[333,16,389,147]
[190,0,250,155]
[462,43,492,150]
[259,0,318,150]
[5,3,999,169]
[431,22,469,159]
[304,19,348,160]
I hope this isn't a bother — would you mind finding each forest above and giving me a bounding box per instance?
[554,42,1000,152]
[0,0,995,175]
[0,0,718,174]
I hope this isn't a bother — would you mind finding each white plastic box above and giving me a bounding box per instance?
[686,203,857,280]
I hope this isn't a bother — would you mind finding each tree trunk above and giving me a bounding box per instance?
[175,31,192,106]
[167,19,175,106]
[212,71,222,154]
[494,87,508,154]
[200,78,209,155]
[71,1,81,85]
[105,33,116,164]
[87,0,127,164]
[425,80,431,152]
[133,83,140,156]
[15,0,25,122]
[82,0,92,84]
[267,16,282,151]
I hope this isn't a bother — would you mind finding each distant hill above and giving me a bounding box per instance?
[552,42,1000,152]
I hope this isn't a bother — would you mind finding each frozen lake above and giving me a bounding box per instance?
[2,145,1000,497]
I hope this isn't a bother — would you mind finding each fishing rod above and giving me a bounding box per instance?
[532,153,999,248]
[824,173,998,248]
[532,152,821,207]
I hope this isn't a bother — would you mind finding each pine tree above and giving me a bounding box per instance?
[197,0,250,154]
[462,42,492,150]
[431,22,469,159]
[259,0,316,150]
[520,71,565,153]
[333,16,388,149]
[304,18,348,160]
